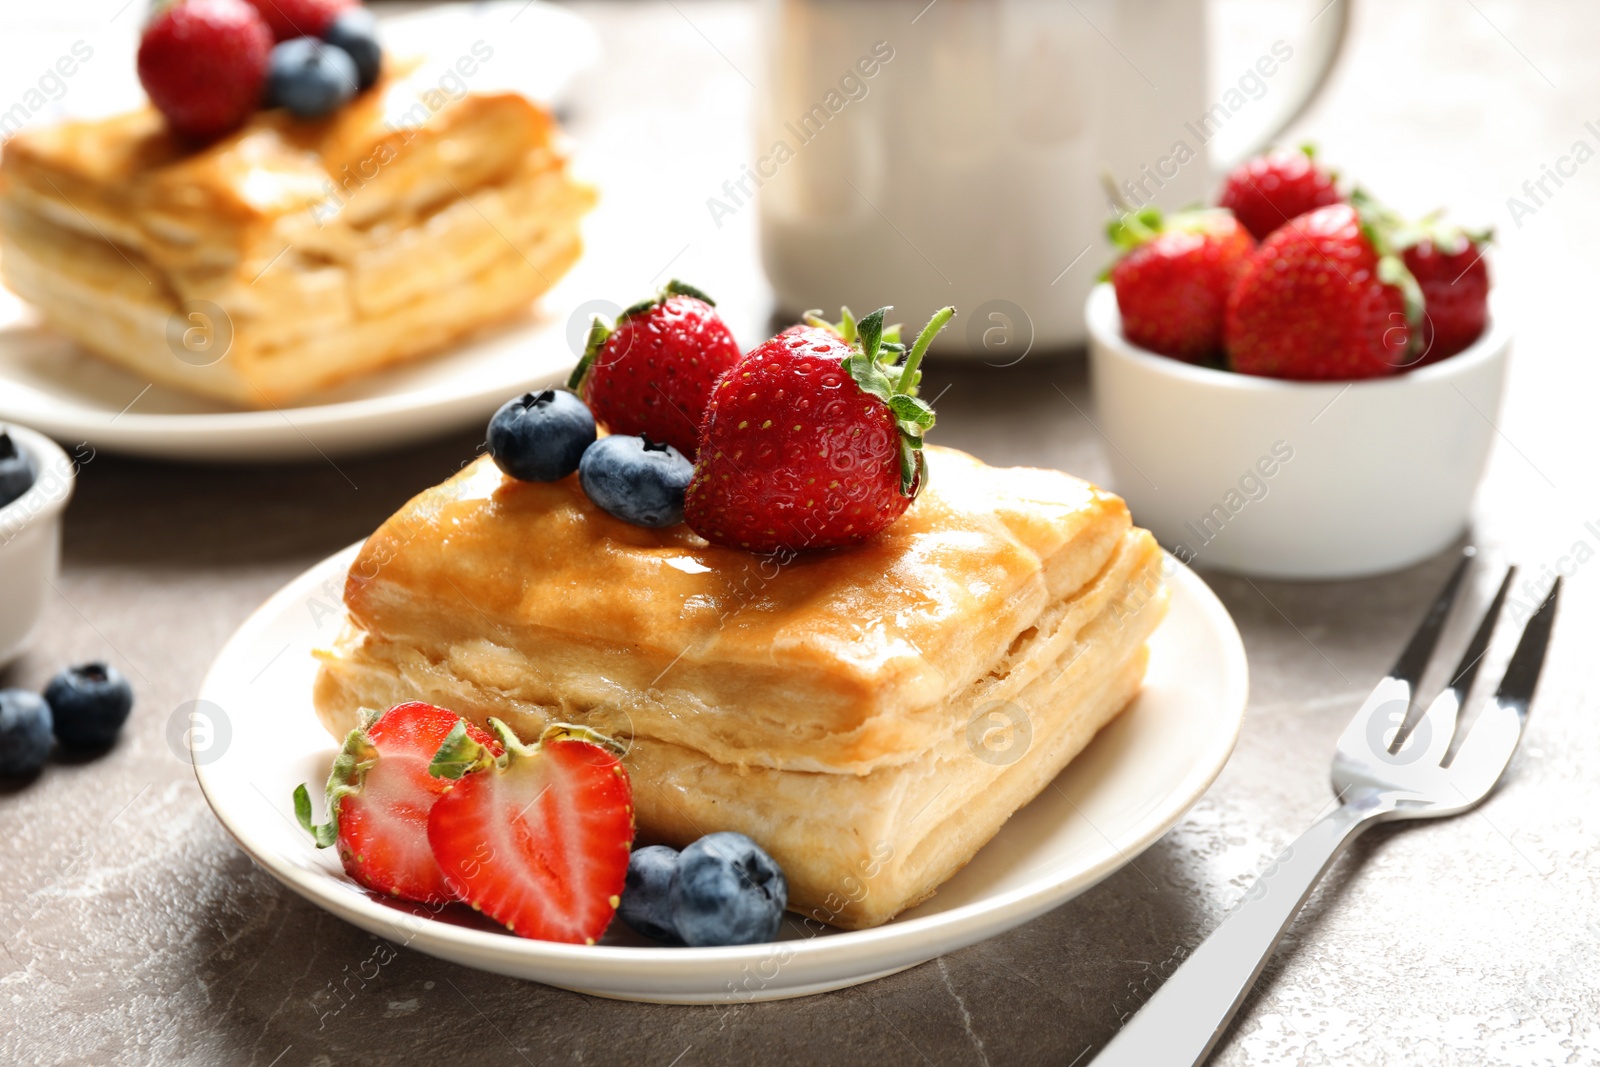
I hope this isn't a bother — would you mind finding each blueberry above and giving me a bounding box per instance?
[486,389,596,482]
[669,832,787,947]
[0,431,35,510]
[0,690,52,777]
[323,8,381,91]
[267,38,358,119]
[43,663,134,751]
[578,434,692,529]
[619,845,683,942]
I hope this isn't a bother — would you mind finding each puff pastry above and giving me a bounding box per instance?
[313,445,1168,929]
[0,66,594,407]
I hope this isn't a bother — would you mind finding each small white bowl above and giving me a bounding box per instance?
[0,425,75,666]
[1085,283,1510,579]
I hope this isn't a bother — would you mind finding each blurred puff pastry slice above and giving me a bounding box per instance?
[312,445,1168,929]
[0,64,595,407]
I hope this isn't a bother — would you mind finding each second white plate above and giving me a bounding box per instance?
[193,545,1248,1003]
[0,2,604,463]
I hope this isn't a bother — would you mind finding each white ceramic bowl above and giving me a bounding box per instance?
[0,425,75,666]
[1085,283,1510,579]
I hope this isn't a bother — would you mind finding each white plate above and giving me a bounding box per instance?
[193,545,1248,1003]
[0,3,605,464]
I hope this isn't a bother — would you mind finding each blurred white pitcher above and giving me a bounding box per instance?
[754,0,1348,355]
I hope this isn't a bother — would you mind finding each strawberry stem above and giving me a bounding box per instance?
[489,718,535,762]
[897,307,954,393]
[540,722,628,758]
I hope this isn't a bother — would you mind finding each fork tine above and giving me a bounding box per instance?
[1445,579,1560,793]
[1388,550,1474,688]
[1336,550,1476,770]
[1391,566,1516,756]
[1491,578,1561,717]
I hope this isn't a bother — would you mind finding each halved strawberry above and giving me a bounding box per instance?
[294,702,503,904]
[426,720,634,944]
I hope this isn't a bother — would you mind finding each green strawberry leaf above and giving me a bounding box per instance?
[856,307,886,364]
[619,296,657,321]
[888,393,934,429]
[427,719,496,780]
[898,437,925,496]
[567,315,612,391]
[294,707,381,849]
[839,306,858,345]
[662,278,716,306]
[844,306,898,403]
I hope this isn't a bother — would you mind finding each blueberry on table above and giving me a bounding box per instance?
[267,37,358,119]
[669,832,788,947]
[43,663,135,751]
[487,389,596,483]
[0,690,53,777]
[578,434,693,529]
[0,431,36,509]
[619,845,682,943]
[322,8,381,91]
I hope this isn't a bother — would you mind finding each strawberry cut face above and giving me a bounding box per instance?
[295,702,502,905]
[426,722,635,945]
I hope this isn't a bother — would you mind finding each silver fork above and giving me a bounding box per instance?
[1095,555,1561,1067]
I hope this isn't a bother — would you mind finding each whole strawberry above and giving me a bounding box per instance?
[684,306,954,553]
[294,702,504,905]
[243,0,354,41]
[568,280,742,458]
[1225,202,1421,381]
[1403,231,1491,364]
[1106,207,1254,362]
[138,0,273,141]
[1218,145,1343,242]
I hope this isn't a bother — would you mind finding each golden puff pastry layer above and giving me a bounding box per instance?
[312,445,1168,928]
[0,65,595,407]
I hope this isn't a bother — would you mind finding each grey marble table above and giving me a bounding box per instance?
[3,1,1598,1064]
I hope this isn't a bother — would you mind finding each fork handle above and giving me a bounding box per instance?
[1094,802,1380,1067]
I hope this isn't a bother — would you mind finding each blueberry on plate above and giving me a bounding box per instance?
[669,832,788,947]
[0,431,35,510]
[578,434,693,529]
[323,8,381,91]
[43,663,135,751]
[267,37,358,119]
[619,845,682,942]
[487,389,596,482]
[0,689,52,777]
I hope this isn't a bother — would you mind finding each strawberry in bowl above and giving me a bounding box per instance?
[1223,200,1419,380]
[1087,155,1506,578]
[1217,144,1343,242]
[1104,206,1255,364]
